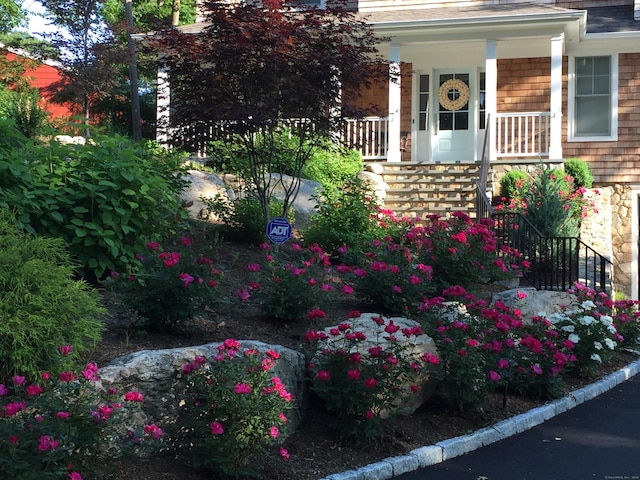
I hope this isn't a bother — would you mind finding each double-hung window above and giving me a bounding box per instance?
[568,54,618,141]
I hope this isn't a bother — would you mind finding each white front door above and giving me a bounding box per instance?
[431,71,474,162]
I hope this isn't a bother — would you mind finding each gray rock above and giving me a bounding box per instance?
[98,340,307,435]
[311,314,440,417]
[181,170,237,220]
[492,288,579,323]
[357,170,388,202]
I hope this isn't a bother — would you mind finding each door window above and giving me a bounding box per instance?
[419,74,429,131]
[438,73,470,131]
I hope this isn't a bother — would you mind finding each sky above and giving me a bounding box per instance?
[21,0,57,37]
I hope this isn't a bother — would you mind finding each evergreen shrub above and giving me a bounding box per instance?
[0,209,104,382]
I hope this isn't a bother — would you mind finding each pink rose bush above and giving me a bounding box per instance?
[107,237,224,332]
[305,312,441,440]
[0,349,162,480]
[173,340,294,477]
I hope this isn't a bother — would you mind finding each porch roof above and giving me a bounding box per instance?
[362,3,587,43]
[359,3,583,24]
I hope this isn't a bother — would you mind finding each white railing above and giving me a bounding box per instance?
[341,116,388,160]
[494,112,551,158]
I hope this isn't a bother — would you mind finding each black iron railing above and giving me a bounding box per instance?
[476,181,613,294]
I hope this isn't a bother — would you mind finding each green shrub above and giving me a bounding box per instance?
[301,142,363,190]
[2,89,50,138]
[206,133,363,191]
[202,194,295,245]
[522,168,580,238]
[301,177,386,256]
[0,118,28,153]
[205,130,301,177]
[0,134,190,279]
[565,158,593,189]
[0,209,104,382]
[498,170,528,201]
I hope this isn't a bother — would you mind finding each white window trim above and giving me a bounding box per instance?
[567,53,618,142]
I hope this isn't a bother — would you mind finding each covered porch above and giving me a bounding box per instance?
[345,3,586,164]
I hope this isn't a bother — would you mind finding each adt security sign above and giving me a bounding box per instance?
[266,217,292,244]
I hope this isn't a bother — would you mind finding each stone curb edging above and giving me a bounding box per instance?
[320,355,640,480]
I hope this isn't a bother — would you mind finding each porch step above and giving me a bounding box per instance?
[373,162,490,220]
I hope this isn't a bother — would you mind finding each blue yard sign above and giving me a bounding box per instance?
[266,217,292,244]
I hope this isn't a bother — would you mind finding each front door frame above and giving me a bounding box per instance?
[431,69,477,163]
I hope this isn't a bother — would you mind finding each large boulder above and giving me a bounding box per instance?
[181,170,237,220]
[310,314,439,417]
[98,341,307,434]
[263,173,322,227]
[492,287,579,323]
[357,165,388,203]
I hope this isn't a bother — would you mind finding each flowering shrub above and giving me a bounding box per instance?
[242,242,339,323]
[539,284,623,376]
[172,340,294,477]
[403,212,525,292]
[417,287,574,410]
[494,167,598,238]
[108,236,223,332]
[0,349,161,480]
[611,298,640,346]
[338,238,435,315]
[305,313,440,440]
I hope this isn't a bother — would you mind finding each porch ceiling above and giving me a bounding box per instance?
[363,3,586,45]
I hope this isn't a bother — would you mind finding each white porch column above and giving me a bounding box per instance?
[387,43,402,162]
[485,39,497,162]
[549,34,564,160]
[156,62,170,146]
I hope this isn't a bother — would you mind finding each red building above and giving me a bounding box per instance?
[3,47,77,120]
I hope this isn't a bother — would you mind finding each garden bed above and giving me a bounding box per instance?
[90,239,637,480]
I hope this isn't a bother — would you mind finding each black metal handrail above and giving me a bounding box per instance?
[475,181,613,294]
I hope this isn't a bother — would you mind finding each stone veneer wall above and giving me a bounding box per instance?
[579,187,614,292]
[580,185,635,298]
[609,185,634,297]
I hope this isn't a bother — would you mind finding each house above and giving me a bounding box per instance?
[153,0,640,299]
[1,44,76,120]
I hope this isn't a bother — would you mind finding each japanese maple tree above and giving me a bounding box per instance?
[151,0,386,223]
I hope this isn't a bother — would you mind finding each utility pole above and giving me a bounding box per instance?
[126,0,142,140]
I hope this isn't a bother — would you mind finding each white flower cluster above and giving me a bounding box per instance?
[537,300,618,365]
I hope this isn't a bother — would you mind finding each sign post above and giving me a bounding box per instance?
[266,217,292,245]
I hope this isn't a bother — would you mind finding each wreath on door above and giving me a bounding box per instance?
[438,78,470,111]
